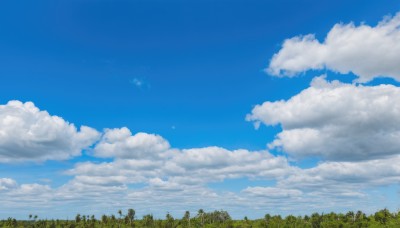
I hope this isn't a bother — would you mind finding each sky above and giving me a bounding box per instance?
[1,0,400,220]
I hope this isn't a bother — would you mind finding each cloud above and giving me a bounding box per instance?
[130,78,150,89]
[0,132,302,218]
[0,178,17,191]
[131,78,144,87]
[242,187,302,198]
[0,100,100,162]
[2,125,400,218]
[0,178,53,210]
[82,127,293,186]
[247,76,400,161]
[93,127,170,159]
[279,156,400,189]
[70,129,294,187]
[2,98,400,218]
[267,12,400,82]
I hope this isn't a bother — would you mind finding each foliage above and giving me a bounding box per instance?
[1,208,400,227]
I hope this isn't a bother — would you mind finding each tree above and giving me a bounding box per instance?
[117,210,123,228]
[101,214,108,226]
[166,212,175,228]
[110,214,117,226]
[197,209,205,227]
[375,208,392,225]
[346,211,355,223]
[127,208,135,227]
[142,214,154,227]
[182,211,191,228]
[285,215,297,227]
[75,214,81,224]
[310,213,322,228]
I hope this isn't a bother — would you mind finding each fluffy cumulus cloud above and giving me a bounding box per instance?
[247,76,400,161]
[267,12,400,82]
[0,100,100,162]
[69,128,294,188]
[93,127,170,159]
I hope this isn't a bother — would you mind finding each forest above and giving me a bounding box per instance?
[1,208,399,227]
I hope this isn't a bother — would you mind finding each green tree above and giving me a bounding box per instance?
[375,208,392,225]
[166,212,175,228]
[142,214,154,227]
[182,211,191,228]
[75,214,81,224]
[128,208,135,226]
[197,209,205,227]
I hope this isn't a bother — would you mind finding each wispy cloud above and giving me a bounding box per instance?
[130,78,150,89]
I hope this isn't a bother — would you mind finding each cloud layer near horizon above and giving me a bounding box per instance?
[267,13,400,82]
[0,98,399,218]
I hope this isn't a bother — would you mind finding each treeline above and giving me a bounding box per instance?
[1,208,399,227]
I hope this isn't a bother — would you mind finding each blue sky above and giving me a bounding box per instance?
[1,0,400,219]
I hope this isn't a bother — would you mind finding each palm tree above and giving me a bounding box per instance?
[127,208,135,227]
[166,212,174,228]
[183,211,190,228]
[28,214,33,226]
[111,214,116,222]
[75,214,81,224]
[197,209,204,227]
[90,215,96,227]
[118,210,123,228]
[101,214,108,227]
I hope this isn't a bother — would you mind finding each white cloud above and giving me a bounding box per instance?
[84,127,294,186]
[0,101,100,162]
[247,76,400,161]
[93,127,170,159]
[0,178,17,191]
[277,155,400,199]
[58,126,400,216]
[131,78,143,87]
[0,172,386,219]
[71,148,292,188]
[268,12,400,82]
[2,124,400,218]
[242,187,302,198]
[2,92,400,218]
[0,178,53,210]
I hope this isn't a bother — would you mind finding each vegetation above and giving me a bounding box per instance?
[1,208,400,227]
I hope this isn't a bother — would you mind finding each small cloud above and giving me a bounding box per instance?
[131,78,143,87]
[130,78,150,89]
[39,178,52,184]
[171,125,176,130]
